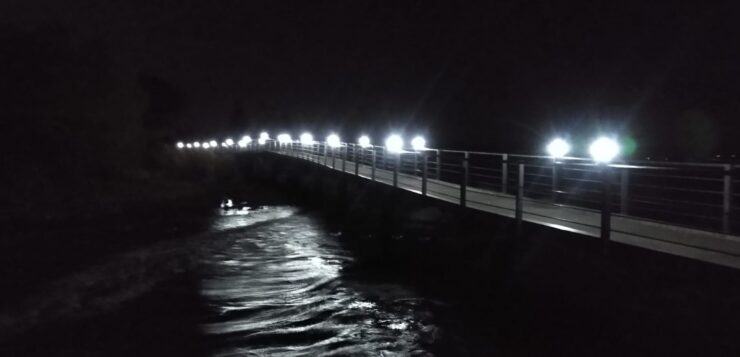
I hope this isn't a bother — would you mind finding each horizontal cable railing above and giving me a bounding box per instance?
[246,140,738,238]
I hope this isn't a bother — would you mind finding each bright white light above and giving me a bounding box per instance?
[186,143,193,149]
[327,134,341,148]
[221,142,227,148]
[411,136,426,151]
[203,143,210,149]
[277,133,292,144]
[258,137,267,145]
[209,140,217,147]
[385,134,404,153]
[259,132,269,140]
[194,142,201,148]
[358,135,371,148]
[589,137,620,163]
[300,132,314,145]
[547,138,570,159]
[389,321,408,330]
[238,135,252,148]
[176,142,184,149]
[225,138,234,146]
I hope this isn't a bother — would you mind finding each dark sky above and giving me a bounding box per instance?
[2,0,739,157]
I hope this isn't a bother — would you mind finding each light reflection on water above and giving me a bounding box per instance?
[0,206,440,355]
[209,206,295,231]
[201,206,436,356]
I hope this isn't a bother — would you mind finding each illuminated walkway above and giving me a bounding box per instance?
[285,151,740,270]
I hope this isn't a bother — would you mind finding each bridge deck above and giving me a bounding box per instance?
[288,151,740,270]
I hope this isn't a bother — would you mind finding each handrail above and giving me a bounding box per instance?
[218,139,737,239]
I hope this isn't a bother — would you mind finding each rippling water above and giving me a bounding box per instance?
[202,206,438,356]
[0,206,444,356]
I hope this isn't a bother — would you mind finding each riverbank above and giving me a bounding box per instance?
[0,178,210,305]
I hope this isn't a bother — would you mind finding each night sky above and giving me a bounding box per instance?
[2,1,739,158]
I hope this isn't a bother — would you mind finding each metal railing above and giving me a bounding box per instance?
[235,140,738,242]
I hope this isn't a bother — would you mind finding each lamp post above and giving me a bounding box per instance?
[589,137,620,250]
[386,134,404,187]
[327,134,340,169]
[546,138,570,202]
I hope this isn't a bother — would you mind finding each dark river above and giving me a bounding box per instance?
[4,201,738,356]
[202,206,441,355]
[0,206,457,356]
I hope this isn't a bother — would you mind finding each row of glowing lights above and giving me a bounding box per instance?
[176,133,620,163]
[177,132,427,153]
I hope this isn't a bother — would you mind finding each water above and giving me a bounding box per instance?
[8,201,734,355]
[0,206,447,356]
[202,206,439,356]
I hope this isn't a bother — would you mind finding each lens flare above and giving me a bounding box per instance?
[385,134,404,153]
[358,135,371,148]
[327,134,341,148]
[300,133,314,145]
[546,138,570,158]
[411,136,426,151]
[589,137,620,163]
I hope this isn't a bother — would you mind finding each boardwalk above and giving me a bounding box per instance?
[274,148,740,270]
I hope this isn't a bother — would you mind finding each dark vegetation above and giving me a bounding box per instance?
[0,24,218,305]
[0,24,189,221]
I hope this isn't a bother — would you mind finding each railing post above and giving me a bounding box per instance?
[460,152,469,207]
[551,160,559,202]
[723,164,732,234]
[332,147,336,169]
[324,144,329,166]
[393,153,400,187]
[354,145,360,176]
[422,151,428,196]
[413,152,418,176]
[371,148,377,181]
[516,163,524,236]
[601,166,613,250]
[502,154,509,194]
[342,144,347,172]
[435,149,441,180]
[620,168,630,215]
